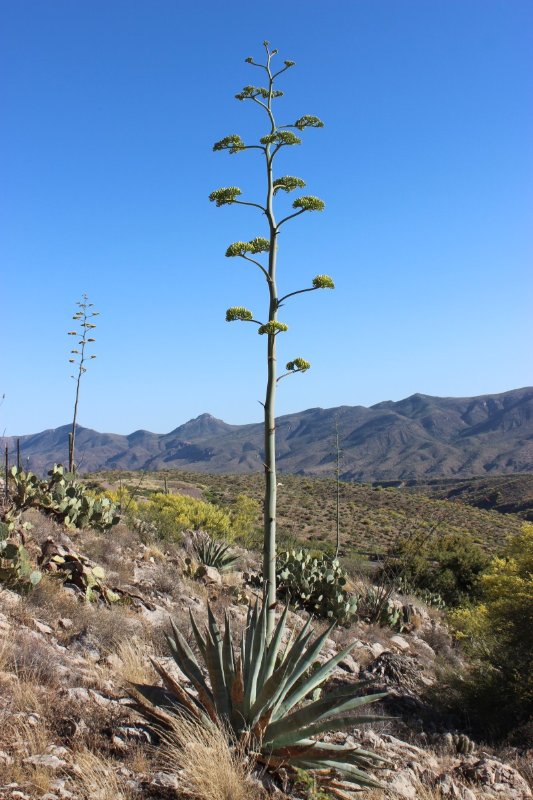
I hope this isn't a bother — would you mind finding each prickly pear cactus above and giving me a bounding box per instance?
[0,520,41,591]
[276,549,357,624]
[9,465,120,532]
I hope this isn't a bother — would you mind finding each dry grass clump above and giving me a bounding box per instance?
[115,637,157,684]
[72,747,135,799]
[1,627,64,687]
[160,715,260,800]
[0,713,57,794]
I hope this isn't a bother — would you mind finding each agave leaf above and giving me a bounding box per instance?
[244,599,267,714]
[325,785,358,800]
[203,621,231,719]
[189,609,207,661]
[248,644,296,725]
[269,714,392,748]
[267,689,387,743]
[230,655,245,730]
[274,621,336,709]
[262,603,289,682]
[149,657,210,723]
[251,703,275,739]
[278,639,360,717]
[291,758,384,789]
[126,683,181,726]
[242,602,257,690]
[166,620,211,699]
[222,612,236,688]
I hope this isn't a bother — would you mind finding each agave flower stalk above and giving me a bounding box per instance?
[67,294,99,473]
[129,601,388,796]
[210,43,335,637]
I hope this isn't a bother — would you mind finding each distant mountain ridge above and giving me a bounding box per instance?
[6,387,533,480]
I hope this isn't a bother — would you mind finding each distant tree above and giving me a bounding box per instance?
[67,294,98,472]
[210,42,334,635]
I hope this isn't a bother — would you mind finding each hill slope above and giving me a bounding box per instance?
[7,387,533,480]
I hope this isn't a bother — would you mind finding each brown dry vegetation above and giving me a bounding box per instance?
[92,469,524,565]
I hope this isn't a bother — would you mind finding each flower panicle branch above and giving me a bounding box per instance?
[258,320,288,335]
[225,306,254,322]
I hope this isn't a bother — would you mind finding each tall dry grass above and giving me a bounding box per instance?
[160,715,260,800]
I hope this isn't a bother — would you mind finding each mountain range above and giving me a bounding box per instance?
[5,387,533,481]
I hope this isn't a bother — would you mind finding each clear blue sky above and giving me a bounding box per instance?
[2,0,532,436]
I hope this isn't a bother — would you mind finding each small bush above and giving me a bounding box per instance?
[382,528,489,607]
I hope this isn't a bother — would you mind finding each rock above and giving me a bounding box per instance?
[0,749,14,765]
[436,773,463,797]
[390,634,410,652]
[364,652,422,690]
[33,620,53,635]
[411,635,436,659]
[369,641,386,658]
[47,746,68,758]
[197,565,222,585]
[104,653,122,670]
[387,768,418,798]
[49,778,74,798]
[58,618,73,630]
[24,754,67,770]
[85,647,101,663]
[0,588,23,609]
[116,725,153,745]
[112,734,129,751]
[150,772,180,789]
[338,653,359,674]
[457,757,532,798]
[62,687,121,710]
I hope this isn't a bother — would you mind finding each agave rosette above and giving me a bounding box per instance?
[129,601,388,796]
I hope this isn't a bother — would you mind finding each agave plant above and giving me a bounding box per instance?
[129,600,388,797]
[193,537,239,573]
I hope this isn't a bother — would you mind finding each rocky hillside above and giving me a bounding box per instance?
[7,387,533,480]
[0,514,531,800]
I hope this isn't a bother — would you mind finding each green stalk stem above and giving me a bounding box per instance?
[69,302,91,473]
[264,51,278,639]
[334,421,340,560]
[69,342,85,473]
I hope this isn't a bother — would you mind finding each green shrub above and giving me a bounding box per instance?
[134,492,232,541]
[447,524,533,740]
[383,528,489,607]
[275,549,357,625]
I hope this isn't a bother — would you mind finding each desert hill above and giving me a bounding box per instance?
[6,387,533,480]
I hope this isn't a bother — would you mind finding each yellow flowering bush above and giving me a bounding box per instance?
[134,493,232,542]
[448,524,533,739]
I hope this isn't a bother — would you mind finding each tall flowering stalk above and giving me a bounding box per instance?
[67,294,98,473]
[210,42,334,636]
